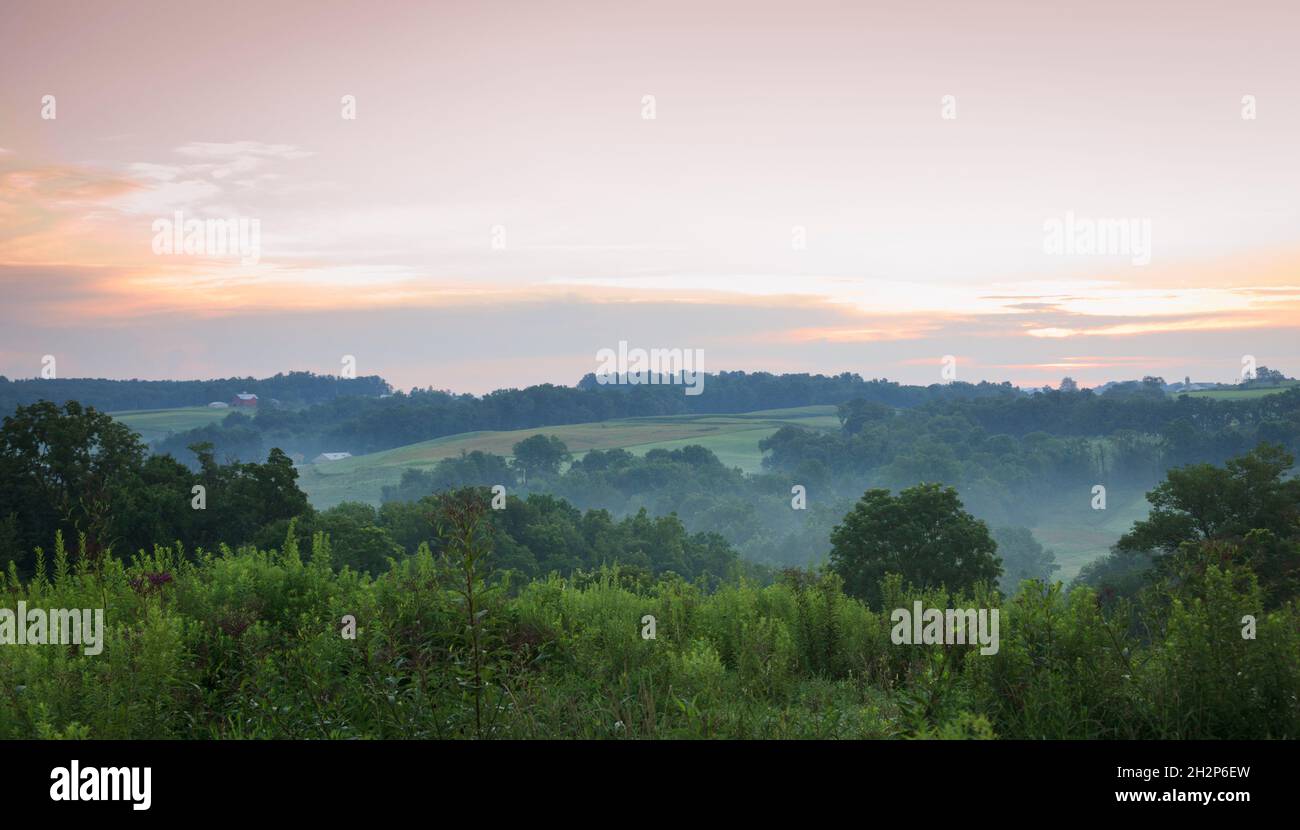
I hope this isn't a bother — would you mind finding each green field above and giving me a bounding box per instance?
[1029,487,1150,582]
[111,406,230,443]
[1177,381,1298,400]
[297,405,841,508]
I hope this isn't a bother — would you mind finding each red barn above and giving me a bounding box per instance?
[231,392,258,407]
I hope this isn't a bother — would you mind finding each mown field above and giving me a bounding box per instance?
[110,406,230,443]
[296,406,842,507]
[1028,488,1149,581]
[1176,381,1298,400]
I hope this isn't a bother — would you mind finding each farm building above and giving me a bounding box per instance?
[313,452,353,463]
[208,401,229,408]
[231,392,258,407]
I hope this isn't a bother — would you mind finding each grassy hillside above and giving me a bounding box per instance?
[1028,487,1149,581]
[111,406,230,443]
[1176,381,1298,400]
[297,405,841,508]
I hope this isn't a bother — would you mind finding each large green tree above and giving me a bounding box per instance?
[836,398,893,436]
[1116,443,1300,606]
[0,400,315,571]
[829,483,1001,606]
[0,400,146,562]
[190,442,311,549]
[1117,443,1299,555]
[511,434,569,483]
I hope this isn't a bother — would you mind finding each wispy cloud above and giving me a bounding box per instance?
[1,0,1297,388]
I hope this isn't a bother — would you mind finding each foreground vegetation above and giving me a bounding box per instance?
[2,517,1294,740]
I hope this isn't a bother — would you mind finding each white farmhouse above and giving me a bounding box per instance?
[313,452,353,464]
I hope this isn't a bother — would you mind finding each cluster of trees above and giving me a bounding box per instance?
[826,443,1300,614]
[0,402,749,585]
[0,371,390,414]
[763,387,1300,524]
[811,442,1300,645]
[263,493,752,585]
[759,416,1106,529]
[0,402,309,572]
[379,433,1062,585]
[924,384,1300,460]
[383,439,820,567]
[1080,443,1300,608]
[1241,366,1292,387]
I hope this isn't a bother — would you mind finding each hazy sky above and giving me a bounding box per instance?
[2,0,1297,392]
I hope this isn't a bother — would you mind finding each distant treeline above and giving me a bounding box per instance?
[156,372,1021,463]
[920,385,1300,467]
[0,371,391,414]
[783,386,1300,478]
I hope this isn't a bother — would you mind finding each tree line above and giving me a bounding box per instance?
[0,371,391,414]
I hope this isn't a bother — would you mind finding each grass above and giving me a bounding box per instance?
[296,406,841,507]
[1176,381,1298,400]
[1029,486,1150,581]
[110,406,230,443]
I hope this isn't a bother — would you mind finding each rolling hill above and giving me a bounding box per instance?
[110,406,231,444]
[295,405,841,507]
[110,401,1147,579]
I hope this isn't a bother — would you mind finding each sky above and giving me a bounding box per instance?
[1,0,1298,393]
